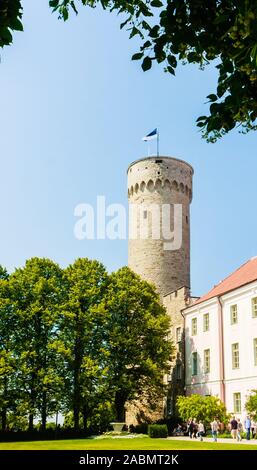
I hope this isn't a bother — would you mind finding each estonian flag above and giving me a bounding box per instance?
[142,128,158,141]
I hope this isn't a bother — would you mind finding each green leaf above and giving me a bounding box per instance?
[167,66,175,75]
[142,40,151,49]
[10,19,23,32]
[151,0,163,7]
[167,55,177,68]
[132,52,144,61]
[196,116,207,122]
[142,56,152,71]
[49,0,59,7]
[206,94,217,102]
[149,25,159,38]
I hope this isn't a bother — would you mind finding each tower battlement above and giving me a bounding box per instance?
[127,156,193,296]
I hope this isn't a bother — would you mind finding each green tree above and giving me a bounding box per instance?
[3,1,257,141]
[0,0,23,48]
[0,265,17,432]
[245,389,257,421]
[104,266,174,422]
[176,394,228,426]
[58,258,108,431]
[9,258,65,431]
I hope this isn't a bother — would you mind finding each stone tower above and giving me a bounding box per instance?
[127,156,193,296]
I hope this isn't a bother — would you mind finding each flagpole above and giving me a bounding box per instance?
[157,129,159,156]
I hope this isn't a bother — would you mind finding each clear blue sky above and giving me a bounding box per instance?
[0,0,257,297]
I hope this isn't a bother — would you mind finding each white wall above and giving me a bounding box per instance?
[222,283,257,417]
[184,280,257,420]
[185,299,221,396]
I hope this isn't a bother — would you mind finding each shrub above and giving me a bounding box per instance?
[148,424,168,438]
[130,423,148,435]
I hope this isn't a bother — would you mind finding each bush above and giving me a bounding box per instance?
[148,424,168,439]
[129,423,148,435]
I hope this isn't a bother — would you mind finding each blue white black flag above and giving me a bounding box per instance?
[142,128,158,141]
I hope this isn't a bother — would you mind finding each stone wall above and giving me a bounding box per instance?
[127,156,193,296]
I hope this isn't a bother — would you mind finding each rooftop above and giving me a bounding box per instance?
[193,256,257,306]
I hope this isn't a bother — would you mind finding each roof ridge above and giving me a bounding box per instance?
[212,257,253,289]
[192,256,257,306]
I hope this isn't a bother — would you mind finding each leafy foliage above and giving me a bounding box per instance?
[0,258,173,431]
[103,267,174,421]
[49,0,257,142]
[176,394,229,426]
[8,258,65,431]
[245,389,257,421]
[148,423,168,438]
[59,258,109,431]
[0,0,23,48]
[2,1,257,141]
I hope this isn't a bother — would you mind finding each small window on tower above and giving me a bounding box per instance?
[143,210,147,219]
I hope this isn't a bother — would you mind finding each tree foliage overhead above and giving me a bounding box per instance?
[0,0,23,47]
[3,1,257,141]
[50,0,257,143]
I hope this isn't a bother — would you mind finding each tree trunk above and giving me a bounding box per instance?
[1,409,7,432]
[83,404,88,433]
[1,375,8,431]
[29,373,36,432]
[29,413,34,432]
[73,358,81,431]
[41,390,47,431]
[114,391,126,422]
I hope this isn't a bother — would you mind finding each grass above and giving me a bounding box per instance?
[0,437,257,450]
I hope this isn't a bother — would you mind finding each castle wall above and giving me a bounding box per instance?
[127,156,193,296]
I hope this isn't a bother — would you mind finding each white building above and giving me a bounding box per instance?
[184,256,257,419]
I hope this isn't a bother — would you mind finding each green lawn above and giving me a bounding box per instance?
[0,437,257,450]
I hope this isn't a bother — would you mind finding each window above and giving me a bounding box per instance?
[176,327,182,343]
[252,297,257,318]
[192,352,197,375]
[176,364,182,380]
[233,392,241,413]
[254,338,257,366]
[230,304,238,324]
[203,313,209,332]
[232,343,240,369]
[191,318,197,336]
[204,349,210,374]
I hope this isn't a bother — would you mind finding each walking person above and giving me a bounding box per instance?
[188,418,194,439]
[244,416,251,440]
[192,420,198,439]
[237,419,243,442]
[211,418,219,442]
[251,421,256,439]
[198,421,205,442]
[230,416,238,440]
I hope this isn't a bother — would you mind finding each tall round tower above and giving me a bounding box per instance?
[128,156,193,296]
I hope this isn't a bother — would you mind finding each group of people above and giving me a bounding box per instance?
[186,418,205,441]
[230,416,256,442]
[182,416,257,442]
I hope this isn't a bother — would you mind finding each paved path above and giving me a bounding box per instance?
[167,436,257,445]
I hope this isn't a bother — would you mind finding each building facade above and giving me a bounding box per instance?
[184,257,257,420]
[127,154,257,423]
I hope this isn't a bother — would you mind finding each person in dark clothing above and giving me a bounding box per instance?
[230,416,238,440]
[188,419,194,439]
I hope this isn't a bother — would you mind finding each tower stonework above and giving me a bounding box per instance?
[127,156,193,297]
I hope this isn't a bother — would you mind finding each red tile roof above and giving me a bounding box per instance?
[193,257,257,306]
